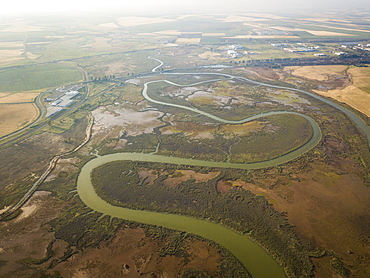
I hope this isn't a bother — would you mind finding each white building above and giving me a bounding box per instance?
[227,49,242,58]
[65,91,79,97]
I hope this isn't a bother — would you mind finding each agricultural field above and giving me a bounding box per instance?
[1,11,370,69]
[0,9,370,278]
[0,63,83,137]
[285,65,349,81]
[314,66,370,117]
[279,65,370,118]
[0,64,83,92]
[0,103,38,137]
[0,91,39,103]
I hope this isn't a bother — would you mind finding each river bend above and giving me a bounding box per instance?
[76,71,332,277]
[77,63,370,277]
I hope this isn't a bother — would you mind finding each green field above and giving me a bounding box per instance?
[0,64,83,92]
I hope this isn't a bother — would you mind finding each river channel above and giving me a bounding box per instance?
[76,64,370,277]
[76,73,332,277]
[78,153,288,278]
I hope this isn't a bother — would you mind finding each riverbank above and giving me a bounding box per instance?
[77,155,287,278]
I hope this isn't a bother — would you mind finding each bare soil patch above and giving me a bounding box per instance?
[53,226,221,278]
[44,157,81,182]
[16,191,52,221]
[163,170,219,188]
[216,180,233,193]
[202,33,226,36]
[198,51,222,60]
[176,38,202,45]
[240,152,370,277]
[160,116,217,139]
[138,170,157,185]
[91,105,164,141]
[306,30,355,36]
[220,121,263,136]
[236,67,281,80]
[104,61,129,76]
[187,90,230,106]
[25,52,40,60]
[251,67,281,80]
[154,30,182,35]
[0,193,66,277]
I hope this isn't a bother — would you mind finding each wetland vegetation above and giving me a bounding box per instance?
[1,8,370,278]
[91,161,313,277]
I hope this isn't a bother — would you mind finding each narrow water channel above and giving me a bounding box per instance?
[76,69,370,277]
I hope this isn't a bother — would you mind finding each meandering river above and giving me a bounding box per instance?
[78,152,288,278]
[77,64,370,277]
[76,73,328,278]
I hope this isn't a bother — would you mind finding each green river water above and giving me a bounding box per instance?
[77,116,319,278]
[76,75,327,277]
[77,153,288,278]
[76,71,370,277]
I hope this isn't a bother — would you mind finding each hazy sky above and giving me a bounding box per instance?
[2,0,370,15]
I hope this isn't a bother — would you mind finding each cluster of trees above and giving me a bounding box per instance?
[90,74,116,81]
